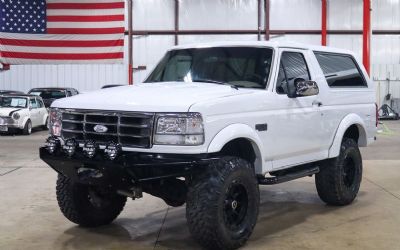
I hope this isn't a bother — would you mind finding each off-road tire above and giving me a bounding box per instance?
[56,174,127,227]
[315,138,362,206]
[186,156,259,250]
[22,119,32,135]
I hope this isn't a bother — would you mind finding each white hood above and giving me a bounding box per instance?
[52,82,254,112]
[0,107,24,117]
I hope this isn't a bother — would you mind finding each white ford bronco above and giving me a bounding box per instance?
[40,41,377,250]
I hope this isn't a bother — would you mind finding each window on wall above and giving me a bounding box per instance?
[314,52,367,87]
[276,52,311,94]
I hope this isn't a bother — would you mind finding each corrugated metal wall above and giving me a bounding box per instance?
[0,0,399,106]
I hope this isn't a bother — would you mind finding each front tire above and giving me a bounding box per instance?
[315,138,363,206]
[22,120,32,135]
[186,156,259,250]
[56,174,127,227]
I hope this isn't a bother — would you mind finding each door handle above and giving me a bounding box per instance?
[312,100,323,107]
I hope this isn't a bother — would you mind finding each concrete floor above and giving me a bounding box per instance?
[1,122,400,250]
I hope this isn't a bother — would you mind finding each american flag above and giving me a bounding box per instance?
[0,0,124,64]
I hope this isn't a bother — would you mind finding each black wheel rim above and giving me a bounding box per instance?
[223,181,248,232]
[343,156,356,187]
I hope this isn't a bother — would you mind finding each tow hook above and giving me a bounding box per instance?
[77,167,103,181]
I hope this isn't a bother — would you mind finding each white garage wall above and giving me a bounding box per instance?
[133,0,175,30]
[270,0,322,30]
[328,0,363,30]
[372,0,400,30]
[0,64,128,93]
[0,0,399,104]
[133,35,175,83]
[179,0,259,30]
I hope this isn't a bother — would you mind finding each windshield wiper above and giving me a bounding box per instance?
[192,79,228,85]
[192,79,239,90]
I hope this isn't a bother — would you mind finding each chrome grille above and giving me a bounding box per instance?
[0,116,14,125]
[61,110,155,148]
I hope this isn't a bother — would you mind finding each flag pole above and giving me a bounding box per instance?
[128,0,133,85]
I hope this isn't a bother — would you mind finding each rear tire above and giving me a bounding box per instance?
[186,156,259,250]
[56,174,127,227]
[22,120,32,135]
[315,138,362,206]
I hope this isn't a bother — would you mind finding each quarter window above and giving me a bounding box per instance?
[314,52,367,87]
[276,52,311,94]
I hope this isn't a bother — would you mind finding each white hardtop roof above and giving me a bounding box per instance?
[170,41,355,56]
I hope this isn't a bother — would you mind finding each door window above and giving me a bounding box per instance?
[37,98,44,108]
[276,52,311,94]
[29,98,38,109]
[30,98,38,109]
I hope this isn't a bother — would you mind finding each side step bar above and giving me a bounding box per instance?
[258,166,320,185]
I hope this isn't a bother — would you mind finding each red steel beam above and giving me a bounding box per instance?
[321,0,327,46]
[363,0,371,75]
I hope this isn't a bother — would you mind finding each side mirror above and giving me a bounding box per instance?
[287,78,319,98]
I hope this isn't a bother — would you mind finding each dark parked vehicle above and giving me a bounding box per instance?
[28,87,79,108]
[101,84,124,89]
[0,90,24,95]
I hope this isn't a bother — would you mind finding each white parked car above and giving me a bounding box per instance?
[40,41,376,250]
[0,95,48,135]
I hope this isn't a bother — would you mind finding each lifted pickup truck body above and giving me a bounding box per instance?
[40,41,376,250]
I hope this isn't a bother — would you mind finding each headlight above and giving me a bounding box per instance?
[154,113,204,146]
[49,108,62,136]
[12,112,20,120]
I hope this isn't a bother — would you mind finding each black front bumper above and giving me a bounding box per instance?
[40,147,216,188]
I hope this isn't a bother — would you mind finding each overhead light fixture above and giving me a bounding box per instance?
[45,136,60,154]
[63,139,77,157]
[83,140,97,159]
[104,142,121,160]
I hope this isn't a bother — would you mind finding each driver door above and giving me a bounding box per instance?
[269,49,325,169]
[36,98,47,126]
[29,98,40,127]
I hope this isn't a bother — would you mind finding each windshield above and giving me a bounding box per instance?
[145,47,274,89]
[29,90,66,99]
[0,97,28,108]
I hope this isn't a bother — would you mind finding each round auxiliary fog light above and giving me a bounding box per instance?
[83,140,97,159]
[46,136,60,154]
[104,142,121,160]
[63,139,77,157]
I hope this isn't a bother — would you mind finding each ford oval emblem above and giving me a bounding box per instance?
[94,125,108,133]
